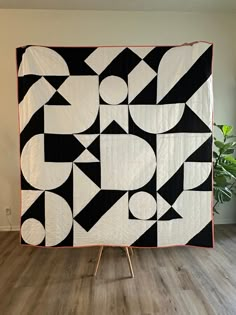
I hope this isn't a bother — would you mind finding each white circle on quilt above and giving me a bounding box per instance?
[129,191,156,220]
[21,218,45,245]
[99,75,127,104]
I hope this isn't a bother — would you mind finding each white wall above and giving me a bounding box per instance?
[0,9,235,230]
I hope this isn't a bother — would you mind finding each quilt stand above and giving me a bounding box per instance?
[93,246,134,278]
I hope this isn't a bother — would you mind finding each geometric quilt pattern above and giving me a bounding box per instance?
[17,42,213,247]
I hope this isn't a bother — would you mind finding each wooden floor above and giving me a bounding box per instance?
[0,225,236,315]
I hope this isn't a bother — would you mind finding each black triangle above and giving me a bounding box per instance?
[191,170,212,191]
[102,120,127,134]
[158,207,182,221]
[21,192,45,225]
[18,75,41,103]
[44,76,68,90]
[51,170,73,210]
[187,221,213,247]
[87,136,100,160]
[131,223,157,247]
[164,105,211,134]
[47,91,70,105]
[187,136,212,162]
[130,76,157,104]
[75,162,101,187]
[158,165,184,205]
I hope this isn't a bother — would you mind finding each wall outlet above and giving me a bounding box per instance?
[5,208,11,216]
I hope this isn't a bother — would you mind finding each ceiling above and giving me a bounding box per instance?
[0,0,236,12]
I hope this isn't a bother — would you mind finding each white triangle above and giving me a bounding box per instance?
[74,149,99,163]
[128,60,156,103]
[129,47,154,59]
[73,164,100,217]
[84,47,125,74]
[74,134,98,148]
[21,190,43,216]
[157,193,171,219]
[186,76,213,130]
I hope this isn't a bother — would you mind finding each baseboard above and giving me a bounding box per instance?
[0,225,20,231]
[214,219,236,225]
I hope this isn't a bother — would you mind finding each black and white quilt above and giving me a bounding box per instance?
[17,42,213,248]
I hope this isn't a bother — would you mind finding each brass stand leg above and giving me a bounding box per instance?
[94,246,104,277]
[125,247,134,278]
[93,246,134,278]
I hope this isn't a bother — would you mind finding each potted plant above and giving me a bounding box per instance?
[213,123,236,213]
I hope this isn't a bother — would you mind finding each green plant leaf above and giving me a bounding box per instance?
[214,161,236,180]
[222,125,233,136]
[220,165,236,180]
[225,142,236,148]
[221,161,236,171]
[214,141,224,149]
[224,186,233,198]
[222,149,235,155]
[219,142,236,154]
[214,175,228,186]
[224,156,236,163]
[220,156,236,166]
[214,124,233,136]
[214,186,232,203]
[225,169,236,178]
[213,123,236,212]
